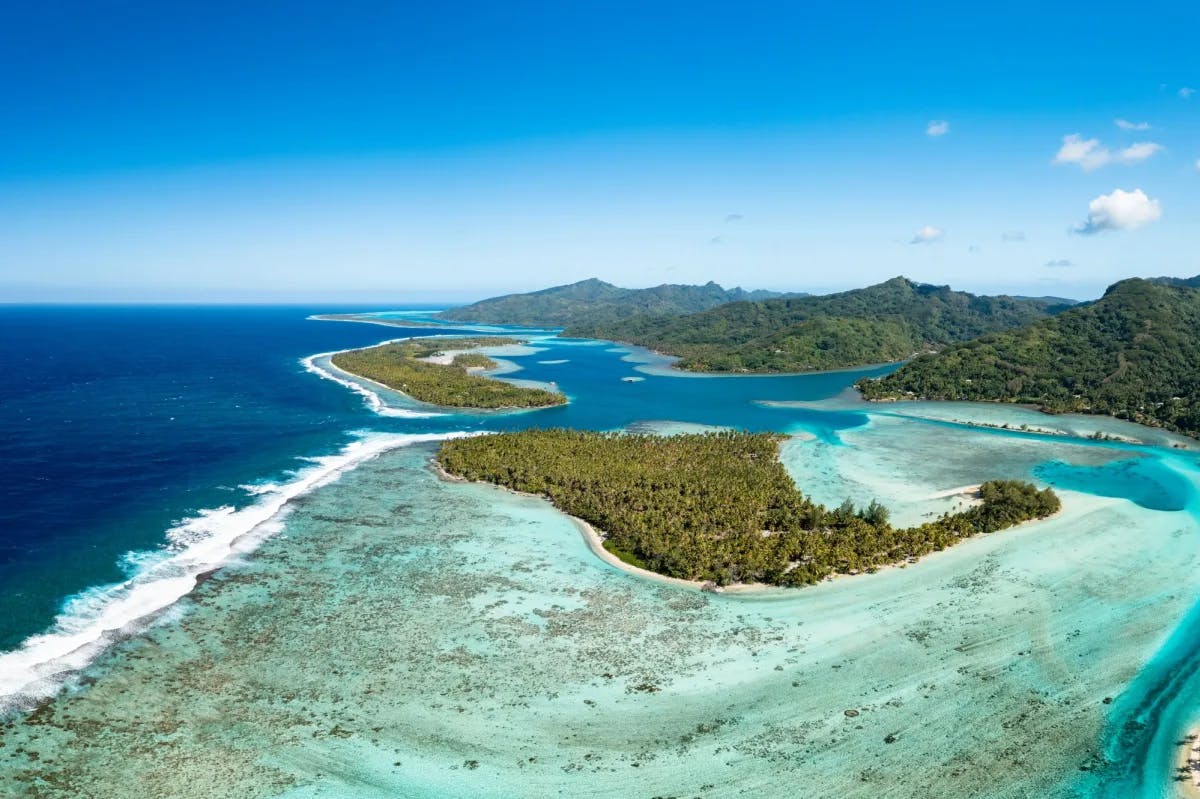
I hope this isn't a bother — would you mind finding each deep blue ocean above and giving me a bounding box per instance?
[0,305,890,652]
[0,306,444,650]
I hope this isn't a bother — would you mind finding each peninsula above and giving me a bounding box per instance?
[436,429,1060,587]
[311,313,441,328]
[331,337,567,410]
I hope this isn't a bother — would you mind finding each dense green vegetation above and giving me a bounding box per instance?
[401,336,521,352]
[451,352,499,369]
[858,278,1200,439]
[437,278,793,327]
[565,277,1070,373]
[1150,275,1200,289]
[332,337,566,410]
[437,430,1060,586]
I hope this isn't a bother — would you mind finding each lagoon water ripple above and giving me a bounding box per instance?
[2,307,1200,798]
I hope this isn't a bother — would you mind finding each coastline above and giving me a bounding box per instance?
[333,356,564,412]
[1180,731,1200,796]
[861,394,1200,447]
[568,514,774,594]
[429,458,767,592]
[308,313,444,329]
[927,483,982,500]
[316,318,1197,445]
[306,343,565,415]
[7,310,1196,796]
[302,348,447,418]
[612,341,903,380]
[0,431,475,716]
[430,459,1063,596]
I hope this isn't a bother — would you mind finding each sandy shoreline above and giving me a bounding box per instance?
[865,395,1200,449]
[428,458,772,593]
[308,344,564,415]
[302,349,447,418]
[309,313,444,329]
[927,484,982,500]
[418,347,496,367]
[429,459,1064,596]
[618,342,901,380]
[1179,731,1200,795]
[567,514,772,593]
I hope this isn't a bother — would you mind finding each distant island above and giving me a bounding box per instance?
[331,337,566,410]
[440,277,1072,373]
[436,429,1060,587]
[436,278,800,328]
[566,277,1074,373]
[322,270,1200,439]
[311,313,441,328]
[858,277,1200,439]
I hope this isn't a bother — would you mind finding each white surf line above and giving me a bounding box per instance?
[303,334,548,418]
[302,345,449,418]
[0,431,479,715]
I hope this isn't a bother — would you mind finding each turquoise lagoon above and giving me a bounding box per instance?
[4,320,1200,798]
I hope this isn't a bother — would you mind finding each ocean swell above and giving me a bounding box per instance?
[0,431,473,715]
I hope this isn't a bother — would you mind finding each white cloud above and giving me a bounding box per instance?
[1115,118,1151,131]
[1054,134,1110,170]
[1053,134,1163,170]
[1195,159,1200,172]
[1118,142,1163,163]
[1044,259,1074,268]
[1074,188,1162,235]
[910,225,944,244]
[926,120,949,137]
[1181,87,1195,99]
[724,213,744,223]
[1001,231,1026,243]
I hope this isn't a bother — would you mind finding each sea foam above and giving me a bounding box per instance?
[301,351,447,418]
[0,431,474,715]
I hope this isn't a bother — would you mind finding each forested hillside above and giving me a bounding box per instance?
[858,278,1200,438]
[566,277,1069,372]
[437,278,791,327]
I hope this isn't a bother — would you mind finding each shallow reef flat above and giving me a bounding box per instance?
[3,434,1200,798]
[778,411,1142,527]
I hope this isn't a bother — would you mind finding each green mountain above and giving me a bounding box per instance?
[566,277,1068,373]
[437,278,793,327]
[858,277,1200,438]
[1012,295,1081,306]
[1150,275,1200,289]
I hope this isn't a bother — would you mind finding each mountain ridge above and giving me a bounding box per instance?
[565,276,1069,373]
[436,278,797,327]
[858,277,1200,438]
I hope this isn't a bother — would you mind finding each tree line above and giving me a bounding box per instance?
[332,337,566,410]
[859,278,1200,439]
[437,429,1060,586]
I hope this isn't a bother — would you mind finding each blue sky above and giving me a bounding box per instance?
[2,1,1197,302]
